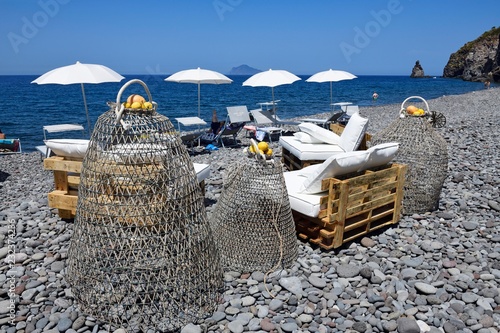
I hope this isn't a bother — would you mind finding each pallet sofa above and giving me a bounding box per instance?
[283,142,406,249]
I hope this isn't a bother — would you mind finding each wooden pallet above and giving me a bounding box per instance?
[294,163,407,250]
[43,156,207,219]
[281,124,372,171]
[43,156,83,219]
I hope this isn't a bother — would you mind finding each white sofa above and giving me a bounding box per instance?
[280,112,369,170]
[284,142,399,218]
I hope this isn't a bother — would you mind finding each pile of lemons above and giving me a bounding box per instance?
[122,94,153,110]
[247,141,273,159]
[406,105,425,116]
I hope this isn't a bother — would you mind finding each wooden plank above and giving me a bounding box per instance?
[44,157,83,173]
[47,190,77,211]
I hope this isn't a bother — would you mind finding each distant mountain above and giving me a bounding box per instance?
[228,65,261,75]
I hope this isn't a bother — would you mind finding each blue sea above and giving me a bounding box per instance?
[0,75,487,153]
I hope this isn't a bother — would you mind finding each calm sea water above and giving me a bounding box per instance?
[0,74,486,153]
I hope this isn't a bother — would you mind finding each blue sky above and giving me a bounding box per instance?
[1,0,499,76]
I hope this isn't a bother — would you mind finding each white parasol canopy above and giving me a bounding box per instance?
[165,67,232,118]
[31,61,125,133]
[306,69,357,108]
[242,69,301,121]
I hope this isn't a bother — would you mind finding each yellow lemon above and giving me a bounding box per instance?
[249,145,256,153]
[266,148,273,156]
[259,149,265,155]
[257,141,269,152]
[131,102,143,109]
[124,102,131,108]
[143,102,153,109]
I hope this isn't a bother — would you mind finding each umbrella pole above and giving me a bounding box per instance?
[197,83,201,145]
[80,83,91,137]
[272,87,277,126]
[330,81,333,112]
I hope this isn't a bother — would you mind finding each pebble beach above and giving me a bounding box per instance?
[1,88,499,333]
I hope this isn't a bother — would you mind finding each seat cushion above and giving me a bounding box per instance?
[284,171,323,217]
[279,136,345,161]
[339,113,369,152]
[298,122,341,145]
[193,163,210,183]
[44,139,90,158]
[361,142,399,171]
[299,150,370,194]
[293,132,324,144]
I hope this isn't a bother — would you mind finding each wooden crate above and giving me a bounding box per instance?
[281,124,372,171]
[294,163,407,250]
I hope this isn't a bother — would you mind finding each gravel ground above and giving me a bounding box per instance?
[0,88,499,333]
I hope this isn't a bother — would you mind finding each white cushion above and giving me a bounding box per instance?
[361,142,399,171]
[293,132,324,144]
[105,143,166,164]
[284,171,323,217]
[279,136,345,161]
[193,163,210,183]
[44,139,89,158]
[339,113,369,152]
[298,122,341,145]
[299,150,370,194]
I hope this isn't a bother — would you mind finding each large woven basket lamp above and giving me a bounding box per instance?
[209,141,298,273]
[371,96,448,215]
[66,80,223,332]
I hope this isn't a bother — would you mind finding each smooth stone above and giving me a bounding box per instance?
[414,282,437,294]
[397,317,420,333]
[57,317,73,332]
[227,320,244,333]
[241,295,256,306]
[269,298,283,311]
[336,264,360,278]
[309,275,327,288]
[279,276,303,294]
[281,322,299,332]
[181,323,202,333]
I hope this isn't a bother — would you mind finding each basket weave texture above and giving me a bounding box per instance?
[371,115,448,215]
[66,80,222,332]
[209,156,298,272]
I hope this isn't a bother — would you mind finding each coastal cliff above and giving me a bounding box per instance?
[443,26,500,82]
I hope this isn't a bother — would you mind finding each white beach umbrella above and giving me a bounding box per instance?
[242,69,301,122]
[31,61,125,134]
[165,67,233,118]
[306,69,357,108]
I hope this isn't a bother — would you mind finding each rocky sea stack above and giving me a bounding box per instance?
[443,26,500,82]
[410,60,427,78]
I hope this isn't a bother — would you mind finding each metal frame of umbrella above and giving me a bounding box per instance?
[31,61,124,136]
[242,69,301,125]
[306,69,357,112]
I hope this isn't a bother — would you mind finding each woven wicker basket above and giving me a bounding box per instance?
[371,96,448,215]
[209,142,298,273]
[66,79,222,332]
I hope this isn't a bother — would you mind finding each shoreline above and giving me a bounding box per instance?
[1,87,499,332]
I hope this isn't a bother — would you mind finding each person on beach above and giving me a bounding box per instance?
[372,91,379,101]
[484,80,491,89]
[210,109,224,134]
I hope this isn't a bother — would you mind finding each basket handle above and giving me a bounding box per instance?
[114,79,154,128]
[400,96,430,115]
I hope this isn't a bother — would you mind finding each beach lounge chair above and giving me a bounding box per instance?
[338,105,359,125]
[212,106,251,148]
[248,109,284,142]
[36,124,86,158]
[300,111,345,128]
[258,109,300,126]
[279,112,369,170]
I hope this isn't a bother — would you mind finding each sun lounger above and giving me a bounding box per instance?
[280,113,369,170]
[300,111,345,128]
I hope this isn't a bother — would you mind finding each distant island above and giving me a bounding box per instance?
[228,64,261,75]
